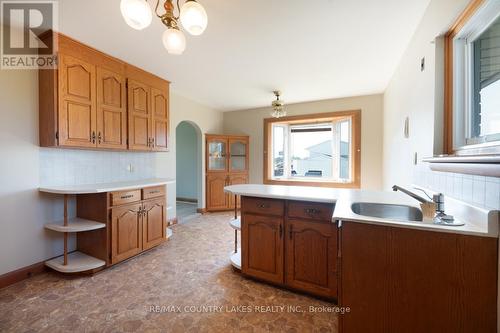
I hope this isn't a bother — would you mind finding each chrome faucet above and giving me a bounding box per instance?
[392,185,456,224]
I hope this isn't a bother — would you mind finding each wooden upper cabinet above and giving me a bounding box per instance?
[96,67,127,149]
[38,31,170,151]
[142,198,166,250]
[58,54,97,148]
[285,219,337,298]
[127,79,151,151]
[242,213,284,284]
[151,87,169,151]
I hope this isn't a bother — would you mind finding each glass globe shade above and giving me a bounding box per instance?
[120,0,152,30]
[180,0,208,36]
[162,28,186,55]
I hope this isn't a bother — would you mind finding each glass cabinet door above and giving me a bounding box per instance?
[208,139,227,171]
[229,140,247,171]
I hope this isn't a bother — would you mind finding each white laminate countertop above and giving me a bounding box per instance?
[225,184,499,238]
[39,178,176,194]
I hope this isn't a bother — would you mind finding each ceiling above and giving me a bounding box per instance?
[59,0,430,111]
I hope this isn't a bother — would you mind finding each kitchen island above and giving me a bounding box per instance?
[225,184,499,333]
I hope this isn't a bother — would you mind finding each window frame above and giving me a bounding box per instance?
[263,110,361,188]
[444,0,500,156]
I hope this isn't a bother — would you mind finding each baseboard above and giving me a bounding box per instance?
[196,208,207,214]
[0,261,47,290]
[176,197,198,203]
[168,217,178,226]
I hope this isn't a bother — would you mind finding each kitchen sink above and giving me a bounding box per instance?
[351,202,423,222]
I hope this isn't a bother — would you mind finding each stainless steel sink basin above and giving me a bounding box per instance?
[351,202,423,222]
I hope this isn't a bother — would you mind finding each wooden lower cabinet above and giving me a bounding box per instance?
[285,219,337,298]
[206,173,229,211]
[142,198,166,250]
[111,203,143,264]
[340,221,498,333]
[241,197,338,299]
[242,213,284,284]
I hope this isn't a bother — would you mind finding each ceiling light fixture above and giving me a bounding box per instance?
[120,0,208,55]
[271,91,286,118]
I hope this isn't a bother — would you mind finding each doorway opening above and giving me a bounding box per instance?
[176,121,203,223]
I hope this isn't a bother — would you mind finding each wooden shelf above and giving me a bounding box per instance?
[45,218,106,233]
[229,217,241,230]
[45,251,105,273]
[230,251,241,270]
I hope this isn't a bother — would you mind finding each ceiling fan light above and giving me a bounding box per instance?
[162,28,187,55]
[120,0,152,30]
[180,0,208,36]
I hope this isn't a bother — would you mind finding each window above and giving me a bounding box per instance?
[264,111,361,188]
[445,0,500,155]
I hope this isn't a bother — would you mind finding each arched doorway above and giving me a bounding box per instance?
[175,121,203,222]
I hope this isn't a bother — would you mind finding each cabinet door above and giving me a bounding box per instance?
[229,138,248,172]
[285,219,337,298]
[207,137,228,172]
[96,67,127,149]
[151,87,169,151]
[206,173,229,211]
[143,198,166,250]
[58,54,96,147]
[242,213,284,284]
[127,79,151,151]
[228,173,248,208]
[111,203,143,264]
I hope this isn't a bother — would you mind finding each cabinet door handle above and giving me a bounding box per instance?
[305,208,320,215]
[152,138,155,148]
[289,225,293,239]
[279,224,283,238]
[91,131,96,144]
[98,132,102,144]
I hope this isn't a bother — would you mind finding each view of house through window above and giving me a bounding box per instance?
[271,119,352,182]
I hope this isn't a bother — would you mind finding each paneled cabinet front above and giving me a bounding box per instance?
[38,31,170,151]
[111,202,143,264]
[241,197,338,299]
[142,198,166,250]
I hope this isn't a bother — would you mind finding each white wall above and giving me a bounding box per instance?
[0,67,222,275]
[223,94,384,190]
[383,0,500,210]
[175,121,199,201]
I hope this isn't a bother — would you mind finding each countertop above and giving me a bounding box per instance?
[39,178,176,194]
[225,184,499,238]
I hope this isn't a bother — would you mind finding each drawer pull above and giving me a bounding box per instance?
[257,203,270,209]
[304,208,320,215]
[121,194,134,199]
[149,190,160,194]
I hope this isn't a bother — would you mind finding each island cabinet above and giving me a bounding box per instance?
[339,221,498,333]
[241,196,338,299]
[38,31,169,151]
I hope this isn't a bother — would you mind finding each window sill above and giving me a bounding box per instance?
[422,155,500,177]
[264,178,360,189]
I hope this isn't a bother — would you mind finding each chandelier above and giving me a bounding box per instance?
[120,0,208,55]
[271,91,286,118]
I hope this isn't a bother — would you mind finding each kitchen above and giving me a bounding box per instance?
[0,0,499,332]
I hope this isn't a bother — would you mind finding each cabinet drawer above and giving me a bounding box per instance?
[110,190,141,206]
[287,201,334,222]
[143,186,165,200]
[241,197,284,216]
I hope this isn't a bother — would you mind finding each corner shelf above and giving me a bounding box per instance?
[229,217,241,230]
[45,217,106,233]
[230,251,241,270]
[45,251,106,273]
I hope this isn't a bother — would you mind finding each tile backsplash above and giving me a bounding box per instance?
[413,163,500,210]
[40,148,155,187]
